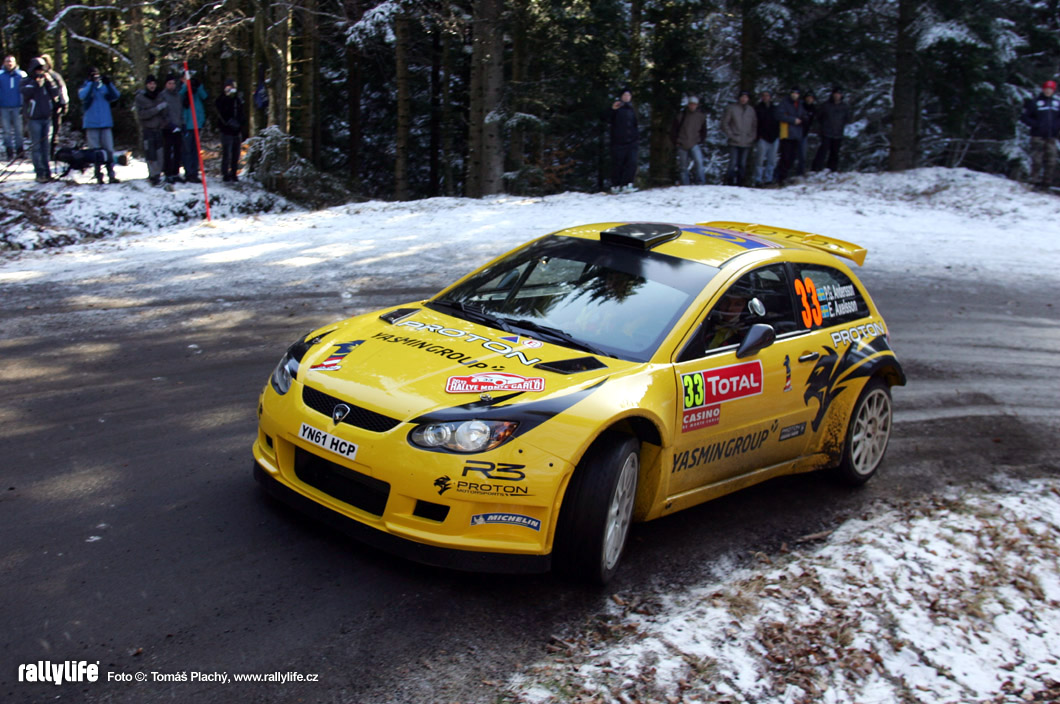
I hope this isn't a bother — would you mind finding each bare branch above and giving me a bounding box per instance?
[31,8,133,66]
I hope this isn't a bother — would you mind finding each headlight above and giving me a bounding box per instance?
[409,420,518,453]
[269,330,334,395]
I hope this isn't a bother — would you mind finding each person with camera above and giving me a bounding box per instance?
[135,74,168,186]
[78,66,121,183]
[21,60,61,182]
[215,78,245,182]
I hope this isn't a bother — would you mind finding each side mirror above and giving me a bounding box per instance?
[736,323,776,358]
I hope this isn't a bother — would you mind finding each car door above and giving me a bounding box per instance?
[788,260,879,445]
[669,263,818,495]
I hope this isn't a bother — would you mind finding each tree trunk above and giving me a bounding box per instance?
[738,0,759,92]
[478,0,505,196]
[440,30,455,197]
[296,0,319,166]
[507,0,527,182]
[429,30,442,197]
[889,0,917,171]
[648,105,673,187]
[394,14,411,201]
[466,7,484,198]
[630,0,642,87]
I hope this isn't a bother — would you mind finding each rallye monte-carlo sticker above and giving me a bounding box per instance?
[446,372,545,394]
[681,360,763,432]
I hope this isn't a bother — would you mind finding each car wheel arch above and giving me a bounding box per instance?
[571,415,665,522]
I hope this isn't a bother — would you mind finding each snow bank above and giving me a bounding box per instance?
[504,479,1060,704]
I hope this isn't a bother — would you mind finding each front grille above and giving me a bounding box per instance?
[302,385,401,433]
[294,448,390,516]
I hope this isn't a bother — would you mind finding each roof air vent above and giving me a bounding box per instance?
[600,223,681,250]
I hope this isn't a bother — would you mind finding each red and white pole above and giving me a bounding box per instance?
[182,60,211,221]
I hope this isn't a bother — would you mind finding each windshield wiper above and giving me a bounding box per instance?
[500,317,610,357]
[428,299,512,332]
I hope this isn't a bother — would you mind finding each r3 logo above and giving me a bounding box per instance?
[462,461,526,481]
[794,276,823,328]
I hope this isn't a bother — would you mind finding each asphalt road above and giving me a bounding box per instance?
[2,266,1058,704]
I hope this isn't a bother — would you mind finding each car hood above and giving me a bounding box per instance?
[296,306,628,421]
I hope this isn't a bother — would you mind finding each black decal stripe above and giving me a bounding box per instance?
[413,379,608,438]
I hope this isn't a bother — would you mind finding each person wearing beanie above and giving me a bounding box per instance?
[21,61,61,182]
[135,74,168,186]
[1020,79,1060,190]
[670,95,707,185]
[78,66,121,183]
[774,86,807,185]
[38,54,68,159]
[721,90,757,186]
[160,75,184,183]
[603,87,640,193]
[215,78,245,181]
[813,86,850,172]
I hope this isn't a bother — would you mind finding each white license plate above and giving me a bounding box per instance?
[299,423,359,461]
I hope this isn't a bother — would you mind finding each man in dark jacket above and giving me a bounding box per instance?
[796,91,816,175]
[670,95,706,185]
[135,75,168,186]
[38,54,67,159]
[160,75,184,183]
[21,62,60,182]
[813,86,851,172]
[215,78,245,182]
[604,88,639,193]
[721,91,757,186]
[1021,80,1060,190]
[753,91,779,186]
[774,87,807,185]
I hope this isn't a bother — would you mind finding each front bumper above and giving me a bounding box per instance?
[253,379,573,574]
[254,462,551,573]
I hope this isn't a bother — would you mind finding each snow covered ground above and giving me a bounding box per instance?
[2,159,1059,703]
[504,479,1060,704]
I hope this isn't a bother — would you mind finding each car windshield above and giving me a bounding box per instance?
[429,236,719,362]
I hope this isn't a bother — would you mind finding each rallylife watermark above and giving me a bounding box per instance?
[17,660,319,686]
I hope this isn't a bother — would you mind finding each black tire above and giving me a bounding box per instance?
[554,432,640,585]
[831,378,893,486]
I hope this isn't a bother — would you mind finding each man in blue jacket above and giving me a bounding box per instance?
[1,55,26,160]
[22,61,61,182]
[1021,80,1060,190]
[180,74,208,183]
[78,66,121,183]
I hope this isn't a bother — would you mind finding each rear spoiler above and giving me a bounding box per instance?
[697,221,868,266]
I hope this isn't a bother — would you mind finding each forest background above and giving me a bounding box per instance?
[2,0,1058,203]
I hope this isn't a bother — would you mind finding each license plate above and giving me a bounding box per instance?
[299,423,359,461]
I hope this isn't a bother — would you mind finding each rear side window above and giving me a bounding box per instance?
[791,264,870,328]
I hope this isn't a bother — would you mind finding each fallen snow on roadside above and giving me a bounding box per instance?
[504,479,1060,704]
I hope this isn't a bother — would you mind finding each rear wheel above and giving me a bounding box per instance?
[832,378,892,486]
[554,433,640,585]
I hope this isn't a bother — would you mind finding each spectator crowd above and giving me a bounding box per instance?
[0,55,246,187]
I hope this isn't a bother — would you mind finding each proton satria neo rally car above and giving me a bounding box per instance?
[253,221,905,584]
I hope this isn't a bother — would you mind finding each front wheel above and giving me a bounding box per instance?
[554,433,640,585]
[831,378,893,486]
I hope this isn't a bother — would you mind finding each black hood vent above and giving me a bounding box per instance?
[534,356,607,374]
[379,307,419,324]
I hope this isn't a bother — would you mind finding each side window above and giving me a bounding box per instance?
[697,264,798,354]
[791,264,870,328]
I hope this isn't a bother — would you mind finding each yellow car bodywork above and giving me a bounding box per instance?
[253,221,904,575]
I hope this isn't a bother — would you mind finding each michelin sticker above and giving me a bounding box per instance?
[470,512,541,531]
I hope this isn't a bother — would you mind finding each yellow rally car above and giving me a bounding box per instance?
[253,221,904,583]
